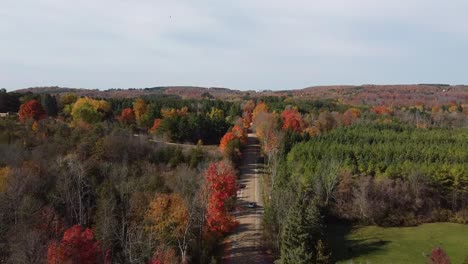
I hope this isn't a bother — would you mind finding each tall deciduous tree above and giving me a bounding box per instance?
[281,109,303,133]
[47,225,107,264]
[205,162,237,236]
[243,100,255,114]
[342,108,361,126]
[146,193,190,263]
[252,102,269,123]
[119,108,135,125]
[242,100,255,129]
[219,132,239,156]
[133,98,147,123]
[150,118,162,134]
[71,97,110,124]
[232,125,247,145]
[18,99,47,122]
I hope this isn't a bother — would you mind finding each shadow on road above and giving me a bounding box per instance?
[222,132,273,264]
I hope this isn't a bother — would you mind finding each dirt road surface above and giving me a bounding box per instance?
[222,132,272,264]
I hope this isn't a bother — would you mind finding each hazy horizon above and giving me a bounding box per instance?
[3,0,468,91]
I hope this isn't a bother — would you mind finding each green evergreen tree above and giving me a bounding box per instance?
[279,196,322,264]
[40,94,58,116]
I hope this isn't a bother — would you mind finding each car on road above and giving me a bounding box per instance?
[247,202,256,208]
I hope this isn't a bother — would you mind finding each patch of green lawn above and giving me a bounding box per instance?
[327,222,468,264]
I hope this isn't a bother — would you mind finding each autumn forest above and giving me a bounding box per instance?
[0,85,467,263]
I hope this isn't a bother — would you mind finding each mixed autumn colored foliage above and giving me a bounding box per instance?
[1,86,467,263]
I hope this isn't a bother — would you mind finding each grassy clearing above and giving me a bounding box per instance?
[327,222,468,264]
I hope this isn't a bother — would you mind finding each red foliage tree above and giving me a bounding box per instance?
[428,247,450,264]
[205,162,238,235]
[281,109,303,133]
[119,107,135,125]
[18,99,47,122]
[47,225,107,264]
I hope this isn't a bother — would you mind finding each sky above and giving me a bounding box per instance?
[2,0,468,91]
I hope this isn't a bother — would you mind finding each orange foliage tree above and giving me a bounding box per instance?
[150,118,162,134]
[252,102,269,123]
[242,100,255,129]
[219,132,241,160]
[146,193,188,242]
[119,108,135,125]
[242,111,252,129]
[232,125,247,145]
[146,193,189,262]
[372,105,393,115]
[342,108,361,126]
[47,225,108,264]
[161,107,188,118]
[18,99,47,122]
[205,162,238,236]
[281,109,303,133]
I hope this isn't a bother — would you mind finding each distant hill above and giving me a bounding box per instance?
[288,84,468,107]
[13,84,468,107]
[14,86,249,100]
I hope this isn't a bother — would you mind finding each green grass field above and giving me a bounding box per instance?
[327,222,468,264]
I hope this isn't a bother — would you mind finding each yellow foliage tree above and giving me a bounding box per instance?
[146,193,188,242]
[133,98,147,121]
[71,97,110,123]
[207,107,224,120]
[161,107,188,118]
[252,102,269,124]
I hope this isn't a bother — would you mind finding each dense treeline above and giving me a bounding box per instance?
[0,92,248,263]
[0,119,223,263]
[284,123,467,226]
[288,123,467,185]
[257,96,348,114]
[0,119,247,263]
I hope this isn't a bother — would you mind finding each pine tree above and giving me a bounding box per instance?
[279,197,322,264]
[41,94,58,116]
